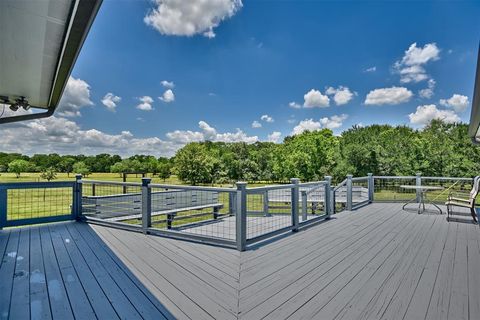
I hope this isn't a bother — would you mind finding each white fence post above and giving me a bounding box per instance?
[236,182,247,251]
[142,177,152,234]
[291,178,300,232]
[346,174,353,211]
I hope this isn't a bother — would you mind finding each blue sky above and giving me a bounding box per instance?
[2,0,480,156]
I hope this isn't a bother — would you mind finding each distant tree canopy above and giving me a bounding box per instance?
[1,120,479,183]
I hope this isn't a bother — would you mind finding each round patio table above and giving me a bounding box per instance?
[400,185,444,214]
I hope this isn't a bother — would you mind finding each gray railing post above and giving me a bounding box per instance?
[236,182,247,251]
[74,174,82,220]
[291,178,300,232]
[416,172,422,203]
[346,174,353,211]
[0,185,6,229]
[263,190,271,217]
[301,191,308,221]
[324,176,332,218]
[368,173,374,203]
[142,178,152,234]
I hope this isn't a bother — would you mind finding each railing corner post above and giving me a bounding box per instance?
[0,186,6,229]
[236,182,247,251]
[346,174,353,211]
[74,174,83,220]
[142,177,152,234]
[368,173,374,203]
[416,172,422,203]
[324,176,332,218]
[290,178,300,232]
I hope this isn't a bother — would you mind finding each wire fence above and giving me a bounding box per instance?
[149,184,237,240]
[81,181,143,228]
[351,177,370,207]
[0,181,76,228]
[420,177,473,204]
[373,176,417,202]
[245,184,295,240]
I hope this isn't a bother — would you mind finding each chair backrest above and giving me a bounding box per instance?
[470,176,480,200]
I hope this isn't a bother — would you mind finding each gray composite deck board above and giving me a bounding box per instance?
[0,202,478,320]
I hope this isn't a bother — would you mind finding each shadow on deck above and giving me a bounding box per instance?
[1,202,479,319]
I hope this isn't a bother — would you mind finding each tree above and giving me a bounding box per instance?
[8,159,31,178]
[73,161,91,177]
[40,167,57,181]
[57,157,76,176]
[157,163,172,182]
[174,143,215,185]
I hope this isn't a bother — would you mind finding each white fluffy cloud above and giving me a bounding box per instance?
[267,131,282,143]
[101,93,121,111]
[0,116,264,157]
[161,80,175,88]
[159,89,175,103]
[136,96,154,111]
[0,116,179,157]
[252,120,262,128]
[439,94,470,112]
[166,120,258,144]
[365,66,376,72]
[394,42,440,83]
[364,87,413,105]
[408,104,460,126]
[144,0,243,38]
[57,77,93,117]
[289,102,302,109]
[319,114,349,129]
[260,114,274,123]
[291,114,348,135]
[325,86,355,105]
[303,89,330,108]
[419,79,436,99]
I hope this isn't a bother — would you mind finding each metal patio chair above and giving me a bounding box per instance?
[445,176,480,223]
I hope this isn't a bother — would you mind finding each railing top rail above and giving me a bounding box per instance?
[298,181,326,187]
[80,179,142,187]
[351,177,368,182]
[0,181,75,189]
[373,175,473,181]
[373,176,416,179]
[421,176,473,181]
[246,183,296,193]
[149,183,236,193]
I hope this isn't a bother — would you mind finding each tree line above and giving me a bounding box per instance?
[1,120,479,184]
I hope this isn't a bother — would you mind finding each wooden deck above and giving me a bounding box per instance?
[1,202,479,319]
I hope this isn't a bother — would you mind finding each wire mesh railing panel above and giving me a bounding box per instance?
[333,179,347,213]
[149,186,237,241]
[246,186,293,240]
[373,177,417,202]
[6,186,73,221]
[299,183,327,224]
[351,178,369,205]
[81,181,143,226]
[420,177,473,204]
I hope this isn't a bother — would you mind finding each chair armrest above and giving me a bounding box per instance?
[449,197,471,203]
